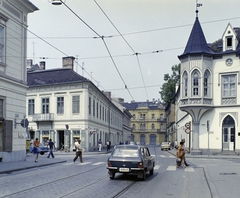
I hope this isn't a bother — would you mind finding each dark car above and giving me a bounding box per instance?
[107,145,155,180]
[29,143,49,155]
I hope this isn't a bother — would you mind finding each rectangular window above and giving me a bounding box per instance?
[89,97,91,115]
[0,26,4,63]
[227,37,232,48]
[42,98,49,114]
[93,99,95,116]
[152,114,155,119]
[72,96,80,114]
[223,75,236,97]
[204,78,208,96]
[57,97,64,114]
[97,102,99,118]
[28,99,35,115]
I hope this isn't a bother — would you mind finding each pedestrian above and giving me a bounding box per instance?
[106,140,109,151]
[47,139,55,158]
[176,141,185,168]
[73,139,83,163]
[181,139,189,166]
[109,140,111,151]
[174,140,178,149]
[98,139,102,152]
[33,138,40,162]
[170,141,174,149]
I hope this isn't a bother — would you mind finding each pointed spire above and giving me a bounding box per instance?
[178,3,212,58]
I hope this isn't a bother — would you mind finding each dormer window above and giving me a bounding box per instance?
[226,37,232,50]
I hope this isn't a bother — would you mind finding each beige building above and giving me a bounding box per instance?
[165,103,176,143]
[122,100,166,145]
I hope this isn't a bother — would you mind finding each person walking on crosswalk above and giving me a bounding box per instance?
[176,141,186,168]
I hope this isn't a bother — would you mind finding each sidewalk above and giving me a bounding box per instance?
[168,148,240,159]
[0,148,111,175]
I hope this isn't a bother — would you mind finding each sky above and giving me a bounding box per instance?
[27,0,240,103]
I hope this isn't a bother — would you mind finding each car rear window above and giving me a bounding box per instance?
[112,148,139,157]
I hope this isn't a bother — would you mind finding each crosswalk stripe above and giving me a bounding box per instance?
[77,162,91,165]
[167,165,176,171]
[185,167,194,172]
[92,162,105,165]
[160,155,166,157]
[154,165,160,170]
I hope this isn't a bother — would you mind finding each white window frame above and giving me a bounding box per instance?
[28,99,35,115]
[222,75,236,97]
[72,95,80,114]
[192,70,200,96]
[42,98,49,114]
[182,71,188,97]
[57,97,64,114]
[203,70,210,97]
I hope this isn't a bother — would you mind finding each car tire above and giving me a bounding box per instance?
[150,167,154,175]
[142,170,146,181]
[109,172,115,180]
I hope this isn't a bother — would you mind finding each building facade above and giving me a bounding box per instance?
[0,0,38,162]
[176,9,240,154]
[122,100,166,145]
[27,57,129,152]
[165,103,176,143]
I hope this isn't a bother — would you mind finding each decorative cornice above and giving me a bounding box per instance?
[0,12,9,22]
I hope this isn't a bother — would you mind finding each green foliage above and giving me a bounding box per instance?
[159,64,180,105]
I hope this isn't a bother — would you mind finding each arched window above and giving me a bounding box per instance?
[204,70,210,97]
[192,70,200,96]
[183,71,188,97]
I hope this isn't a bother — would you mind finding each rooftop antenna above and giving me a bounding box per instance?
[32,42,35,63]
[196,0,202,19]
[82,62,84,77]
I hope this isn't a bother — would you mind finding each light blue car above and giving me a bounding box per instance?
[29,143,49,155]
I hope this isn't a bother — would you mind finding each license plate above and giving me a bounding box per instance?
[119,168,129,172]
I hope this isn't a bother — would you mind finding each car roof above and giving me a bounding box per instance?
[115,145,147,149]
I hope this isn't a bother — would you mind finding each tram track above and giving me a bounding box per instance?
[1,164,106,198]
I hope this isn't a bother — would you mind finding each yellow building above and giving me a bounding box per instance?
[122,100,166,145]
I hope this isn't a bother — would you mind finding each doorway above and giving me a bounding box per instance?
[222,115,235,151]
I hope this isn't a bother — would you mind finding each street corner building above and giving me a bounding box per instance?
[26,57,132,152]
[0,0,38,162]
[176,9,240,155]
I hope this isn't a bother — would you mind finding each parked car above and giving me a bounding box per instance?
[107,145,155,180]
[29,143,49,155]
[129,141,136,145]
[161,142,171,151]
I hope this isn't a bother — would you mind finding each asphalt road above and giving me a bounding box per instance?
[1,146,240,198]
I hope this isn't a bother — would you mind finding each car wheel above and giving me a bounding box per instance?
[142,170,146,181]
[109,172,115,180]
[150,167,154,175]
[40,151,44,155]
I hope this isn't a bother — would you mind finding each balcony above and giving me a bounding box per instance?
[180,98,213,107]
[32,113,54,122]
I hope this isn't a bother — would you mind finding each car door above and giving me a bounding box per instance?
[142,147,153,171]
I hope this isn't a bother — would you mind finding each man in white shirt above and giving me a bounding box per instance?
[73,139,83,163]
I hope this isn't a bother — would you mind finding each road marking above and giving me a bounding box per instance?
[77,162,92,165]
[154,165,160,170]
[167,166,176,171]
[160,155,166,157]
[169,156,175,158]
[185,167,194,172]
[92,162,105,165]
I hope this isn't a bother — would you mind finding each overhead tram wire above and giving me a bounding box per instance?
[94,0,149,101]
[60,0,135,101]
[26,30,106,91]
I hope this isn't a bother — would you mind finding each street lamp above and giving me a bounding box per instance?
[51,0,63,5]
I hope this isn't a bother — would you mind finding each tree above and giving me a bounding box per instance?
[159,64,180,104]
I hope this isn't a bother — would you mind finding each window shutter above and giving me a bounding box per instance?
[3,120,13,152]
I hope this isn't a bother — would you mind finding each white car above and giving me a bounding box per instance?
[161,142,171,151]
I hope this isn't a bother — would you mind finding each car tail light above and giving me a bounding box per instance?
[108,161,112,167]
[138,162,143,168]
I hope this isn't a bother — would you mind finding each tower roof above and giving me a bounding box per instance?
[178,17,212,58]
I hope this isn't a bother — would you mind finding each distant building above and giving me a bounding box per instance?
[26,57,128,151]
[176,9,240,154]
[165,103,176,143]
[121,100,166,145]
[0,0,38,162]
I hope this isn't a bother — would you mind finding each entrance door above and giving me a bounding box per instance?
[150,134,156,145]
[140,134,145,145]
[222,115,235,151]
[223,127,235,151]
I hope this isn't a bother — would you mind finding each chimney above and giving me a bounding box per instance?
[103,91,111,100]
[62,56,75,70]
[39,61,46,70]
[27,59,33,70]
